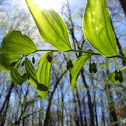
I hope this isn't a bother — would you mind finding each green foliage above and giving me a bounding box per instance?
[25,57,48,93]
[36,52,53,99]
[108,67,126,84]
[9,57,27,85]
[25,57,37,87]
[25,0,71,51]
[0,31,37,55]
[70,53,91,89]
[0,0,126,99]
[0,54,19,71]
[83,0,117,57]
[10,68,28,85]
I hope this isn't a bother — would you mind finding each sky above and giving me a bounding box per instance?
[1,0,126,121]
[5,0,86,12]
[2,0,126,48]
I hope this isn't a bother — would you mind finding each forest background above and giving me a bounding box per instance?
[0,0,126,126]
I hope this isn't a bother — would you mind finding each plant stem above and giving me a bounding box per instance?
[69,49,100,55]
[36,49,100,55]
[36,49,126,60]
[36,49,59,52]
[115,55,126,60]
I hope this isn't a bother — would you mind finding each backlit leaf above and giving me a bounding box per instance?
[25,0,71,51]
[36,52,53,99]
[25,57,37,87]
[0,31,37,55]
[25,57,48,92]
[0,54,19,71]
[108,67,126,84]
[12,58,22,68]
[10,68,28,85]
[70,53,91,88]
[83,0,117,57]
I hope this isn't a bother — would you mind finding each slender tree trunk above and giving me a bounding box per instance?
[0,82,14,126]
[73,92,79,126]
[105,61,119,126]
[38,101,42,126]
[61,95,64,126]
[32,104,34,126]
[0,82,14,115]
[12,84,29,125]
[57,88,60,126]
[23,118,25,126]
[81,69,94,126]
[92,81,98,126]
[107,84,119,126]
[69,111,73,126]
[75,87,84,126]
[82,98,87,126]
[115,34,125,66]
[94,95,98,126]
[44,71,67,126]
[102,109,106,126]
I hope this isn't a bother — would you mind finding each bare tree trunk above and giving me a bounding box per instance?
[23,118,25,126]
[73,92,79,126]
[75,87,84,126]
[81,69,95,126]
[39,100,42,126]
[64,106,69,126]
[82,97,87,126]
[92,78,98,126]
[32,104,34,126]
[101,107,106,126]
[0,81,14,126]
[57,88,60,126]
[107,84,119,126]
[61,93,64,126]
[44,70,67,126]
[105,61,119,126]
[12,84,29,125]
[94,95,98,126]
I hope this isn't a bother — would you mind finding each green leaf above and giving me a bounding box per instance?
[70,53,91,88]
[0,54,19,71]
[83,0,117,57]
[25,57,48,92]
[10,68,28,85]
[108,67,126,84]
[36,52,53,99]
[25,57,37,88]
[25,0,71,51]
[11,58,22,68]
[0,31,37,55]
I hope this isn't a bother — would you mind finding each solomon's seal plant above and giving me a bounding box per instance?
[0,0,126,99]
